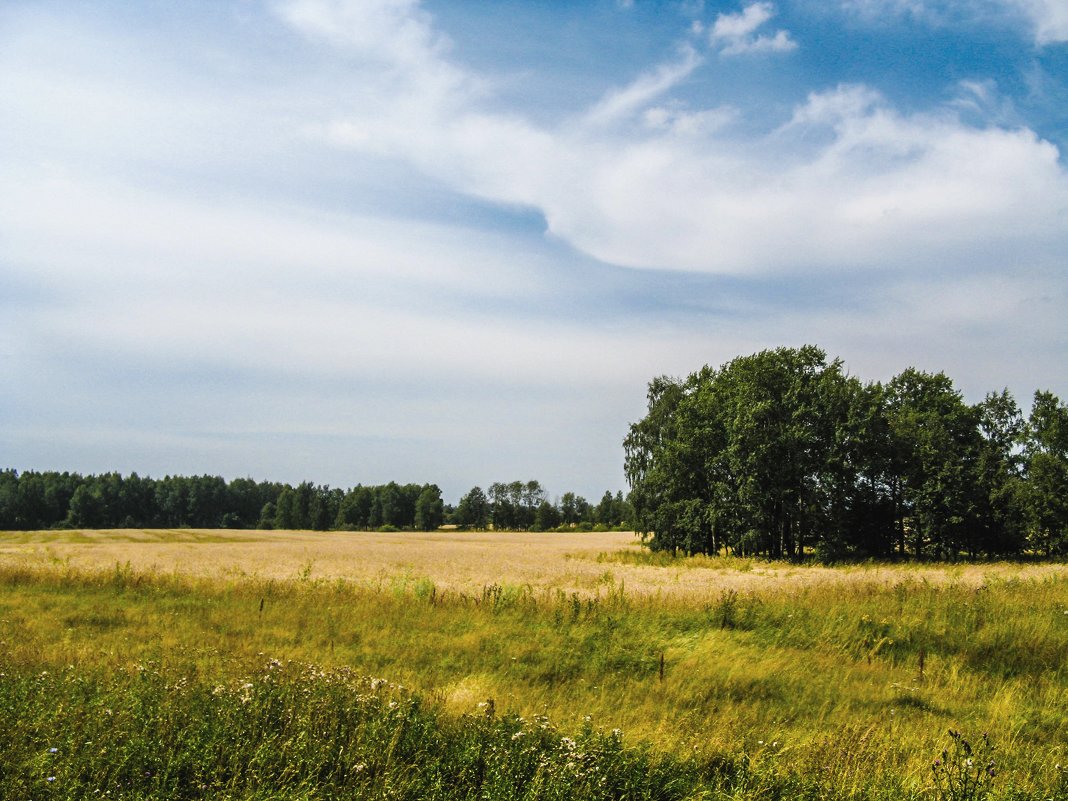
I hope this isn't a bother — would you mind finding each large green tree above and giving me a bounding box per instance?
[883,369,990,559]
[626,346,858,557]
[625,347,1039,560]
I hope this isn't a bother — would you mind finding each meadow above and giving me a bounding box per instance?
[3,529,1068,799]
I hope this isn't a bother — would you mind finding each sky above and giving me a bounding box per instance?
[2,0,1067,503]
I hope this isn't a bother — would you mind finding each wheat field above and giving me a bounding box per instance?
[4,529,1068,798]
[3,527,1065,597]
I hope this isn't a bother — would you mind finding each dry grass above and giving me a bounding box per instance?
[2,528,1066,597]
[5,530,1068,797]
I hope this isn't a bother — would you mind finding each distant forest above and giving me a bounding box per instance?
[7,345,1067,561]
[626,345,1068,560]
[0,472,632,534]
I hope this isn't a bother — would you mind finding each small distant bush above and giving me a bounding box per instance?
[378,524,399,532]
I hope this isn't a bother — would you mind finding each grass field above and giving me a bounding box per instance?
[3,529,1068,799]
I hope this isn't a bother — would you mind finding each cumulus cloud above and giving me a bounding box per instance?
[710,2,798,56]
[282,1,1068,277]
[712,2,775,38]
[3,1,1066,493]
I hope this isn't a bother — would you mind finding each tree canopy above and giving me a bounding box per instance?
[0,471,629,534]
[625,346,1067,560]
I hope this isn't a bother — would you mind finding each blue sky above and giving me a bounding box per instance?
[2,0,1066,502]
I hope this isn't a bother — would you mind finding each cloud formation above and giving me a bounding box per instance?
[1012,0,1068,44]
[584,46,704,127]
[1,1,1066,497]
[285,0,1068,277]
[838,0,1068,45]
[710,2,798,55]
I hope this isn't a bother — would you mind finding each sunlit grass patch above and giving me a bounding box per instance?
[3,558,1068,798]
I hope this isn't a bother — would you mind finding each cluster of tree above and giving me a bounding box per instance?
[0,472,447,532]
[331,482,445,532]
[0,472,284,531]
[625,345,1068,560]
[0,472,631,533]
[452,481,632,531]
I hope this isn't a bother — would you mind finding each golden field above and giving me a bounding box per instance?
[4,528,1068,798]
[3,527,1066,596]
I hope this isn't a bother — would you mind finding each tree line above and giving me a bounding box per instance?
[625,345,1068,560]
[0,471,631,533]
[452,481,631,531]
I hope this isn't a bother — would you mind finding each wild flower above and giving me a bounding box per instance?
[931,729,996,801]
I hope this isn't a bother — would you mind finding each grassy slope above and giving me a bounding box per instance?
[3,556,1068,798]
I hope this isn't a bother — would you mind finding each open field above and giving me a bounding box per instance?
[4,529,1068,799]
[4,527,1068,596]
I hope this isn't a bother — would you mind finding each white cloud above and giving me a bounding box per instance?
[836,0,931,21]
[949,79,1020,127]
[711,2,775,38]
[837,0,1068,45]
[584,46,703,127]
[710,2,797,56]
[642,103,738,136]
[276,0,448,68]
[720,29,798,55]
[11,2,1065,284]
[3,1,1067,494]
[282,0,1068,277]
[1009,0,1068,43]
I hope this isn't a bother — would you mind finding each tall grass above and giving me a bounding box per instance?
[2,657,752,801]
[3,562,1068,798]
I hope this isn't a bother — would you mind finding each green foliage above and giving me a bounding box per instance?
[0,471,627,538]
[415,484,445,531]
[1025,391,1068,556]
[626,346,1058,561]
[0,658,736,801]
[487,481,550,531]
[453,486,490,530]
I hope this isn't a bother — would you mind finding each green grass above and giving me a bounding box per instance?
[2,659,742,801]
[4,562,1068,798]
